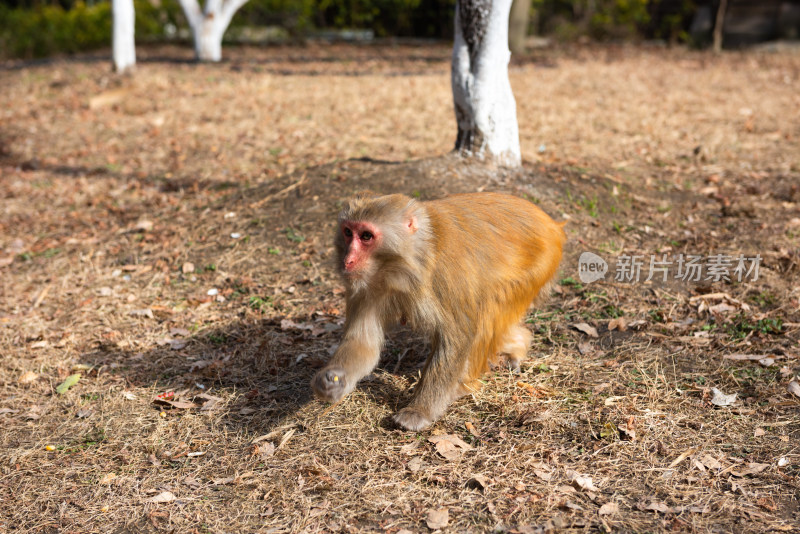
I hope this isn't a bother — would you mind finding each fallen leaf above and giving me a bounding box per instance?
[198,393,223,411]
[133,220,153,232]
[431,439,459,460]
[730,462,769,477]
[604,395,626,406]
[183,476,202,488]
[182,262,195,274]
[561,500,584,511]
[89,88,129,110]
[567,470,597,491]
[598,502,619,515]
[698,454,722,470]
[277,428,295,450]
[572,322,598,338]
[724,353,764,361]
[429,434,472,460]
[644,501,671,513]
[55,374,81,395]
[756,496,777,512]
[99,473,117,485]
[164,400,197,409]
[668,446,701,468]
[618,420,636,440]
[255,442,275,459]
[128,308,154,319]
[689,293,750,312]
[577,342,594,355]
[516,381,546,397]
[710,387,737,407]
[465,421,480,437]
[788,381,800,398]
[407,457,424,473]
[400,441,419,454]
[608,317,627,331]
[465,474,488,491]
[425,508,449,529]
[724,354,781,368]
[673,505,710,514]
[18,370,38,384]
[754,427,765,437]
[146,491,176,503]
[251,424,294,444]
[280,319,314,331]
[709,303,737,314]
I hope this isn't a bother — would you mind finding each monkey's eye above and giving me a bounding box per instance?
[343,227,353,238]
[360,231,374,242]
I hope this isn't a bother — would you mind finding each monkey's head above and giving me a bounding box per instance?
[335,193,428,287]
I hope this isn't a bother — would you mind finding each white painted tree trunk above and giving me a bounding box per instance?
[177,0,249,62]
[452,0,521,167]
[112,0,136,73]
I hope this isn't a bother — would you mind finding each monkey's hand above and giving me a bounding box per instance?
[393,407,433,431]
[311,367,349,403]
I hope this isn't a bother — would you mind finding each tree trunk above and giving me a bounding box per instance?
[713,0,728,53]
[452,0,521,167]
[508,0,531,55]
[112,0,136,73]
[177,0,249,62]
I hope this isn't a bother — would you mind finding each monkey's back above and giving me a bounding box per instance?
[424,192,565,377]
[425,192,564,295]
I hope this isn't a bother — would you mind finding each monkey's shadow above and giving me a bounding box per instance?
[81,316,430,436]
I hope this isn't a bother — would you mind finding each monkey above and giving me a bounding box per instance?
[311,192,565,431]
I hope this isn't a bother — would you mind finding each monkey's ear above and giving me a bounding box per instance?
[353,190,379,200]
[406,215,419,234]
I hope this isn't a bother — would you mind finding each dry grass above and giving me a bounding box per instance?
[0,43,799,533]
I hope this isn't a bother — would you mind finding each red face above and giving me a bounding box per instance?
[341,220,381,275]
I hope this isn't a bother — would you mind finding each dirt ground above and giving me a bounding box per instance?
[1,42,799,533]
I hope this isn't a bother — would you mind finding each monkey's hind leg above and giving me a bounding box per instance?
[495,324,532,372]
[393,336,468,431]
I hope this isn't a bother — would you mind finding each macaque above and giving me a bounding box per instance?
[312,192,565,431]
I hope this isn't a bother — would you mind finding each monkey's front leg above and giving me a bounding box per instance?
[311,312,383,403]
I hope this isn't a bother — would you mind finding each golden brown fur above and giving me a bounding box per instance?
[311,192,565,431]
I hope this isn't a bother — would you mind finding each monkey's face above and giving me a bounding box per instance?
[339,220,382,279]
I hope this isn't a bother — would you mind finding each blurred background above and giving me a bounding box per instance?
[1,0,799,61]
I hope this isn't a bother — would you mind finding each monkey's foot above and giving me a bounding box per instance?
[393,407,433,431]
[504,355,524,373]
[490,355,523,373]
[311,367,349,403]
